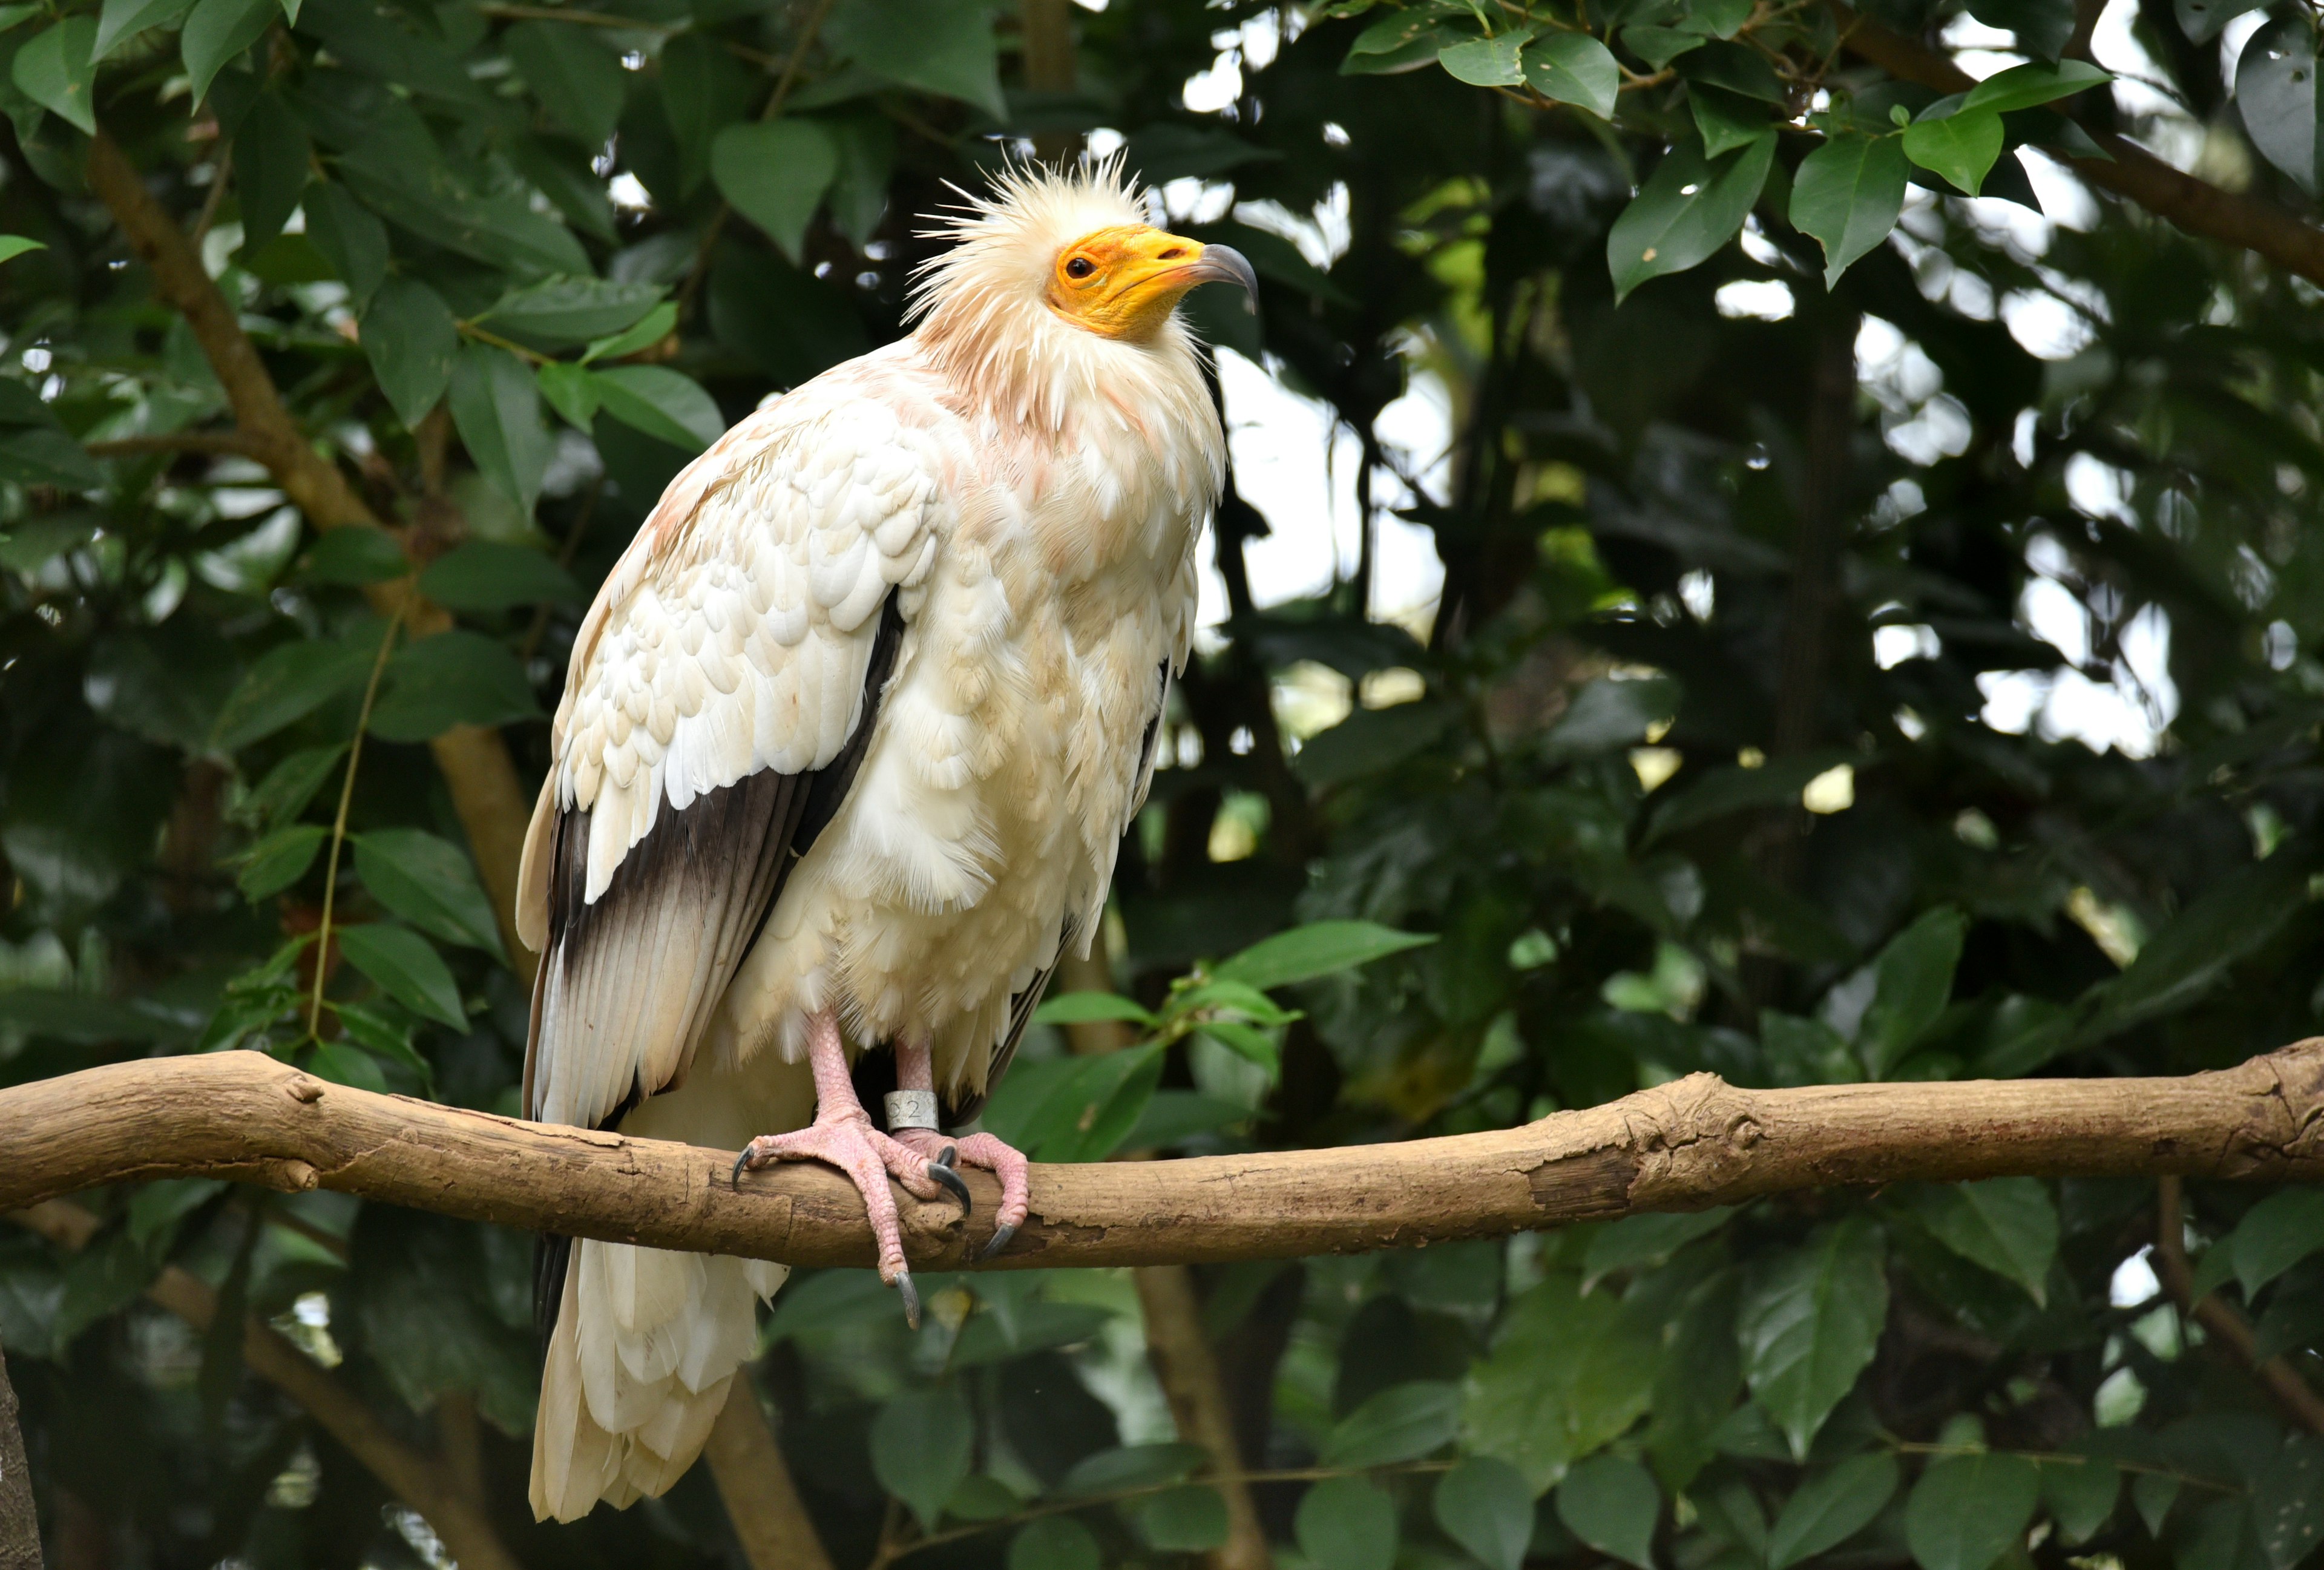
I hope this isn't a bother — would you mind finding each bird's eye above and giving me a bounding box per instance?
[1064,255,1095,280]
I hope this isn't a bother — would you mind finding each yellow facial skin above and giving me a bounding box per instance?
[1047,225,1259,340]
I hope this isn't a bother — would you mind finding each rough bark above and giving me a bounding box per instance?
[0,1339,39,1570]
[83,131,538,975]
[1828,3,2324,288]
[13,1201,520,1570]
[703,1380,838,1570]
[7,1045,2324,1270]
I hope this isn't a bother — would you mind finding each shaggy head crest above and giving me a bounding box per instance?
[907,160,1255,432]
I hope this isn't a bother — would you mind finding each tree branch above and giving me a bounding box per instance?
[83,130,539,974]
[7,1045,2324,1270]
[1828,3,2324,288]
[13,1200,520,1570]
[703,1380,838,1570]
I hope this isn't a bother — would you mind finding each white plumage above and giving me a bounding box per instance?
[516,163,1246,1519]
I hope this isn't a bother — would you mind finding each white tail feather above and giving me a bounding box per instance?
[530,1240,788,1522]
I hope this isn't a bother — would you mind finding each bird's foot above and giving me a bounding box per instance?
[890,1129,1031,1262]
[732,1109,956,1326]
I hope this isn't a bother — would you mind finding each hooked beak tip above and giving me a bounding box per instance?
[1192,243,1259,310]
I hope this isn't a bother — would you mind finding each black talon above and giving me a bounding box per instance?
[897,1270,921,1330]
[730,1148,753,1187]
[925,1152,971,1212]
[978,1222,1018,1263]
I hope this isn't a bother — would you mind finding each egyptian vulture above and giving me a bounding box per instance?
[514,162,1256,1519]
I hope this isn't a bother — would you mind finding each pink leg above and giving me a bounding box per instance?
[732,1010,951,1325]
[886,1037,1032,1262]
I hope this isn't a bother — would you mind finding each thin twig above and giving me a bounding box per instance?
[306,608,405,1041]
[675,0,840,321]
[2153,1176,2324,1435]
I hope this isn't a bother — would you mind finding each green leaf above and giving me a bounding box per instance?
[305,1036,388,1091]
[234,90,310,251]
[330,999,433,1089]
[304,180,388,303]
[94,0,194,60]
[304,526,409,586]
[2086,850,2315,1040]
[583,300,678,364]
[2040,1448,2120,1545]
[448,343,553,515]
[1296,1476,1398,1570]
[1212,920,1436,990]
[210,631,377,752]
[536,361,599,431]
[182,0,274,107]
[361,278,459,430]
[54,1227,163,1354]
[1903,107,2005,195]
[128,1178,226,1245]
[503,19,625,147]
[1030,990,1155,1027]
[13,18,96,134]
[1904,1453,2041,1570]
[871,1387,973,1532]
[2253,1436,2324,1570]
[1858,907,1966,1076]
[1738,1218,1888,1459]
[417,540,580,613]
[1435,1457,1536,1570]
[823,0,1006,118]
[1767,1453,1899,1569]
[589,365,723,452]
[1584,1208,1734,1279]
[367,631,543,743]
[1464,1271,1661,1490]
[1689,84,1775,159]
[0,236,41,264]
[2227,1189,2324,1299]
[1788,132,1909,289]
[0,383,102,490]
[1557,1454,1661,1570]
[2237,17,2320,192]
[1008,1517,1101,1570]
[1674,39,1788,101]
[1057,1442,1208,1495]
[1960,59,2111,115]
[1911,1178,2058,1303]
[238,744,345,830]
[352,827,505,957]
[1523,33,1620,120]
[1606,132,1776,303]
[478,275,666,350]
[336,922,465,1028]
[235,823,326,901]
[1130,1486,1230,1552]
[1322,1380,1462,1467]
[1623,25,1704,68]
[712,119,841,263]
[1195,1021,1281,1074]
[1342,9,1472,73]
[1439,30,1529,87]
[1002,1042,1164,1163]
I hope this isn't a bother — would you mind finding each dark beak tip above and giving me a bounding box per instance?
[1200,243,1260,310]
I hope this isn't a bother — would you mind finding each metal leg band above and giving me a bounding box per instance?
[884,1089,941,1132]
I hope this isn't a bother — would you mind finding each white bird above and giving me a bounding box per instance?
[514,162,1255,1520]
